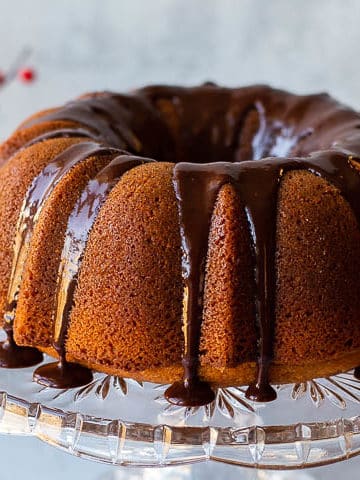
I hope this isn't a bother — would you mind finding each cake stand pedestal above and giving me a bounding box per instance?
[0,355,359,478]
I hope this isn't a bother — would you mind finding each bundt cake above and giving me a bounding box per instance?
[0,84,359,406]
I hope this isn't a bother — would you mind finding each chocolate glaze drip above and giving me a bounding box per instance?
[0,328,43,368]
[2,141,117,373]
[32,361,92,389]
[235,162,280,402]
[165,164,228,406]
[34,154,151,388]
[2,85,360,403]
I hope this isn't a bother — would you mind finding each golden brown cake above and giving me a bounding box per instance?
[0,84,359,406]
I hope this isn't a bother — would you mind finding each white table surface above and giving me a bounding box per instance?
[0,0,359,477]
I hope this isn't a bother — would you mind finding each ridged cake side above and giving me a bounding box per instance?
[0,85,359,400]
[5,159,356,386]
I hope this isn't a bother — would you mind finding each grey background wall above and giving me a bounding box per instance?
[0,0,360,478]
[0,0,360,138]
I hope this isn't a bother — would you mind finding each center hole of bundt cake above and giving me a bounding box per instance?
[167,103,312,164]
[236,104,313,162]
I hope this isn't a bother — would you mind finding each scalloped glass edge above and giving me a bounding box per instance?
[1,389,360,469]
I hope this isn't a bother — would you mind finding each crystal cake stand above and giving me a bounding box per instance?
[0,355,360,477]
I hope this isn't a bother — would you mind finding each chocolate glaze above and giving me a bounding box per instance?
[22,92,173,161]
[34,154,152,388]
[24,127,92,147]
[3,85,360,403]
[0,328,43,368]
[165,164,226,406]
[33,361,93,389]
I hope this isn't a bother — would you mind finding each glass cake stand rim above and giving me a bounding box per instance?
[1,382,360,470]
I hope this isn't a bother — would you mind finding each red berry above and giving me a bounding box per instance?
[0,71,5,85]
[18,67,35,83]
